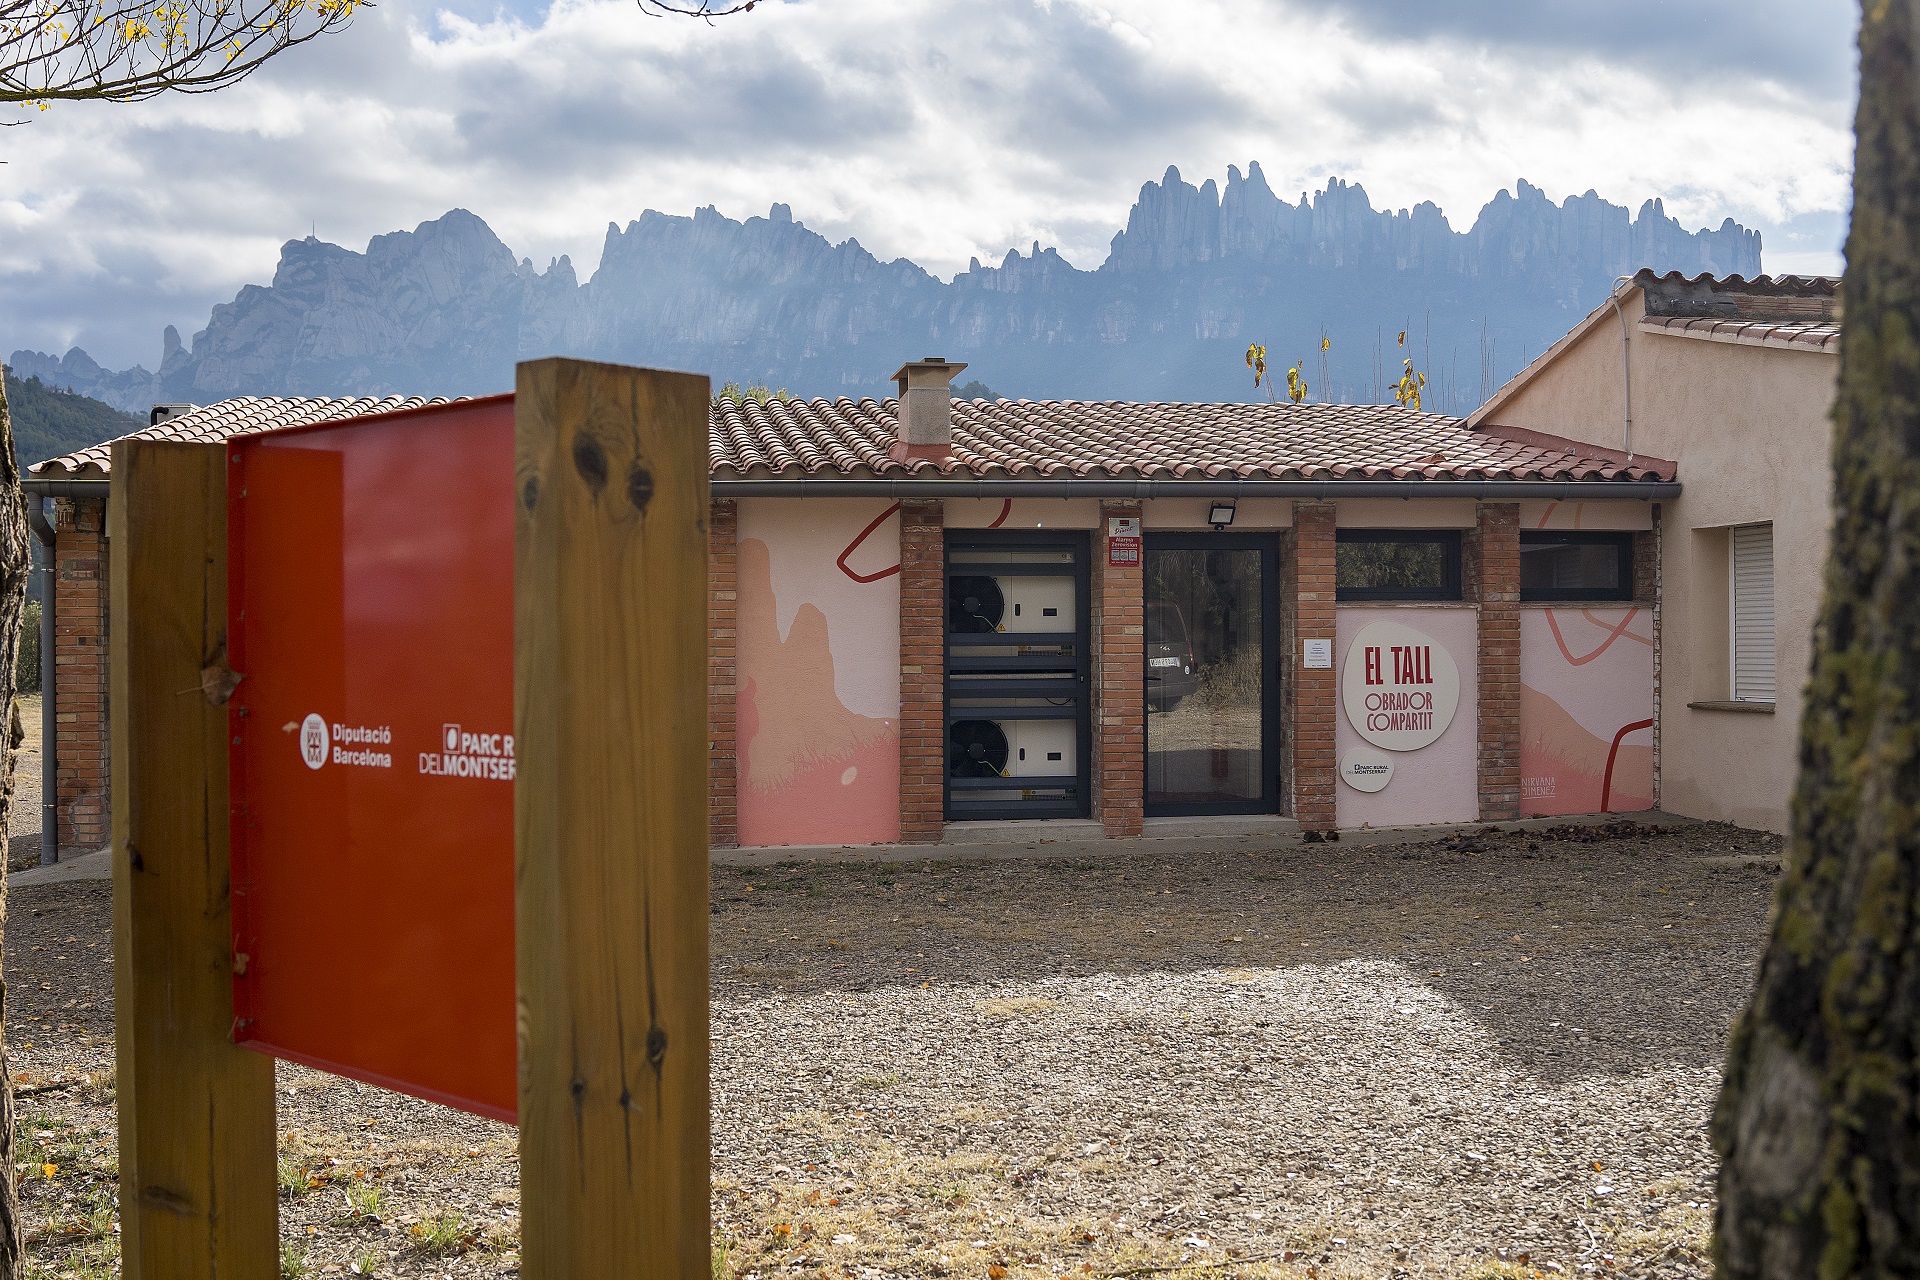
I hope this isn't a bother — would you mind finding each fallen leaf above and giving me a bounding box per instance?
[989,1267,1008,1278]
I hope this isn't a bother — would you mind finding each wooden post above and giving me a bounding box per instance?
[514,359,712,1275]
[109,440,278,1278]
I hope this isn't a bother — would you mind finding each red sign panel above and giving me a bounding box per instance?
[227,397,519,1121]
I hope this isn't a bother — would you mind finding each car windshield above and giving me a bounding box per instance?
[1145,602,1188,646]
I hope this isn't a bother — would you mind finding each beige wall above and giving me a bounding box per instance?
[1485,290,1838,833]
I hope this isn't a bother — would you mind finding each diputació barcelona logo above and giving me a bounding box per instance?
[300,713,329,770]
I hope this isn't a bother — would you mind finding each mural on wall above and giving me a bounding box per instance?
[737,499,902,846]
[1519,608,1654,816]
[1334,608,1479,829]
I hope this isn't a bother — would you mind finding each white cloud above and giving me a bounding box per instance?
[0,0,1856,368]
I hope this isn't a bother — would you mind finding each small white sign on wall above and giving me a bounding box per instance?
[1302,638,1333,669]
[1340,619,1461,751]
[1339,746,1395,792]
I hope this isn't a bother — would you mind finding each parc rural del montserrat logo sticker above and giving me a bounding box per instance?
[421,724,516,781]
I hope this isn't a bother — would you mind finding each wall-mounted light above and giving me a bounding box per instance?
[1208,501,1237,529]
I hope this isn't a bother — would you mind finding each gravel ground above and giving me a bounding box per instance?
[10,819,1781,1280]
[8,693,42,871]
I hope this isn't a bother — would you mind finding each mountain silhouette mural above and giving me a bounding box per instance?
[10,163,1762,415]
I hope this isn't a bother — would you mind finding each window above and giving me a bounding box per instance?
[1731,523,1775,702]
[1520,532,1634,601]
[1335,530,1462,601]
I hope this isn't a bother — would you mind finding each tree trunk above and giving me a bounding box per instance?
[0,372,34,1277]
[1714,4,1920,1275]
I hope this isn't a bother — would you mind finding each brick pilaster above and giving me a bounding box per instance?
[1092,501,1144,837]
[1632,527,1658,604]
[707,498,739,849]
[53,496,109,853]
[1288,503,1337,832]
[898,500,946,842]
[1476,502,1521,821]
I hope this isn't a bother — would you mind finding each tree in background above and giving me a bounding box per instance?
[1714,3,1920,1274]
[716,381,791,405]
[1391,331,1426,411]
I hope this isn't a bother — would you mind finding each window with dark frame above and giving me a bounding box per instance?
[1519,531,1634,601]
[1334,530,1463,601]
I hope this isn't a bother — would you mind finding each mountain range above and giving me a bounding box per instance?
[9,163,1764,416]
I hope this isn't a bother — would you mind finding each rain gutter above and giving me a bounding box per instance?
[710,478,1681,500]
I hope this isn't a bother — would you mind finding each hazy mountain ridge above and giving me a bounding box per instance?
[2,366,141,467]
[10,163,1763,415]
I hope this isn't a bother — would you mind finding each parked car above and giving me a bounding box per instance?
[1146,601,1198,712]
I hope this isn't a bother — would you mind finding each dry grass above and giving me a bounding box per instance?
[12,823,1780,1278]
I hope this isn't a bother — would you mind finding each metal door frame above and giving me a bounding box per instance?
[1142,532,1281,817]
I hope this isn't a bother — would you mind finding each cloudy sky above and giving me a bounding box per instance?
[0,0,1859,371]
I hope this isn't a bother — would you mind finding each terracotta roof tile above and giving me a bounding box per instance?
[708,397,1674,483]
[33,392,1674,485]
[32,395,459,478]
[1637,314,1840,353]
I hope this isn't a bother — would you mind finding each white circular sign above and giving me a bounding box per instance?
[1339,746,1395,792]
[299,713,329,770]
[1341,620,1460,752]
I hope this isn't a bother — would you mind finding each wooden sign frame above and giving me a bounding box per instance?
[108,358,712,1278]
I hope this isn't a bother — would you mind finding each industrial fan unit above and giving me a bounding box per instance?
[949,719,1076,779]
[947,573,1075,634]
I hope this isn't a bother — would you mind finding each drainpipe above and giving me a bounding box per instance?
[1609,276,1636,462]
[25,497,56,865]
[21,477,107,865]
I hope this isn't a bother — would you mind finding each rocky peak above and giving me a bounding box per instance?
[11,164,1770,414]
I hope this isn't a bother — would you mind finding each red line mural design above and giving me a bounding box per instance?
[1520,608,1654,817]
[740,501,902,846]
[836,502,902,583]
[1544,607,1650,666]
[1601,718,1656,813]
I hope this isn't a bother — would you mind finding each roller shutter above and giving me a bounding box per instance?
[1731,523,1775,703]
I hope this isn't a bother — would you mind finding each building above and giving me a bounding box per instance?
[28,356,1687,855]
[1470,269,1841,833]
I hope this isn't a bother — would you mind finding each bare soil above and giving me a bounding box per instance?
[10,819,1781,1279]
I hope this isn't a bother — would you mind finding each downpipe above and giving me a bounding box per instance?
[26,497,56,865]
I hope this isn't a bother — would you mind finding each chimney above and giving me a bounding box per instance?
[889,356,967,461]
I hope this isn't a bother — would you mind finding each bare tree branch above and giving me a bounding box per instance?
[2,0,363,106]
[635,0,755,18]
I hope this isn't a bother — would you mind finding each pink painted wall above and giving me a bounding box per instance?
[736,499,902,846]
[1519,607,1654,816]
[1334,608,1479,829]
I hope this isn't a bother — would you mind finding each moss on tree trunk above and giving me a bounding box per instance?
[0,369,33,1277]
[1714,3,1920,1275]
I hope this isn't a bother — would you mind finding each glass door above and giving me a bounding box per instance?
[1144,535,1279,815]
